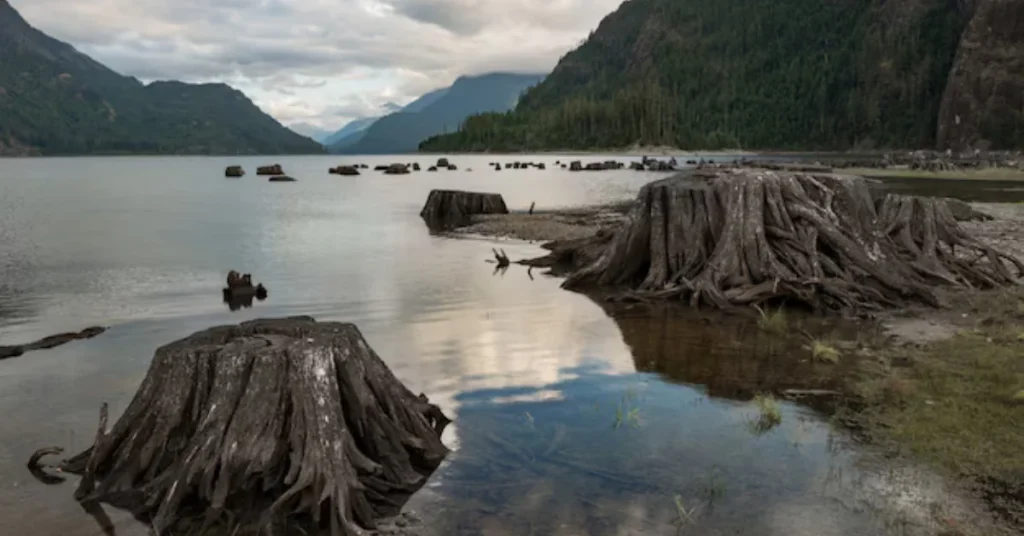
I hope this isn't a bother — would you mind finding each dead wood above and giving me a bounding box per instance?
[420,189,508,231]
[36,316,450,536]
[493,248,510,268]
[1,326,107,361]
[530,169,1022,314]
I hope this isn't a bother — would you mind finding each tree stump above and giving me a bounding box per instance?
[257,164,284,176]
[419,189,508,230]
[36,317,450,536]
[542,169,1023,313]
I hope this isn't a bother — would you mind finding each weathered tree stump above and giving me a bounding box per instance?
[33,317,450,535]
[225,166,245,178]
[419,189,509,230]
[257,164,284,176]
[536,169,1023,314]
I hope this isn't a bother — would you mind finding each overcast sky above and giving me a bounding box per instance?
[10,0,623,131]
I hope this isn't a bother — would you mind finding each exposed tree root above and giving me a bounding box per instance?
[37,316,450,536]
[541,170,1022,314]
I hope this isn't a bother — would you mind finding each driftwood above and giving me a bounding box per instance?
[0,326,107,361]
[419,189,508,230]
[31,317,450,536]
[268,176,297,182]
[531,169,1023,314]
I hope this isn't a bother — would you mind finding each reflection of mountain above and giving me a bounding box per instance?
[601,301,852,400]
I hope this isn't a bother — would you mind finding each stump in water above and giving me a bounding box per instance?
[38,317,450,536]
[419,189,508,230]
[545,169,1023,313]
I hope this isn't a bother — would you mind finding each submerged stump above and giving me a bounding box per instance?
[36,317,450,535]
[543,169,1023,313]
[420,189,508,230]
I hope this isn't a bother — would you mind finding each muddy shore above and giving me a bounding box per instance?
[451,198,1024,534]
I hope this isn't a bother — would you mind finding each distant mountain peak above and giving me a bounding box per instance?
[330,72,545,154]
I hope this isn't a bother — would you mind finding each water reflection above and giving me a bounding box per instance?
[601,301,862,400]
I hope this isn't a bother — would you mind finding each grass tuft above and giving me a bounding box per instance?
[753,305,788,335]
[811,340,840,364]
[748,393,783,434]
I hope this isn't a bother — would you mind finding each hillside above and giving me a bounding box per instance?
[0,0,322,155]
[421,0,1022,152]
[332,73,543,154]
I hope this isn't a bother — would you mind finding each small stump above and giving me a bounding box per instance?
[257,164,284,175]
[384,164,410,175]
[223,270,268,302]
[420,189,509,230]
[35,317,450,535]
[225,166,245,177]
[330,165,360,176]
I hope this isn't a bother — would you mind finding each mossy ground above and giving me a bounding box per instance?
[841,287,1024,528]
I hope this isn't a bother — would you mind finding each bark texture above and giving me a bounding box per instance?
[551,170,1022,313]
[46,317,450,535]
[420,189,508,230]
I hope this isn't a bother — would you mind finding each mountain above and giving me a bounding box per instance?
[0,0,322,155]
[421,0,1023,152]
[322,91,450,152]
[288,122,332,144]
[322,116,378,148]
[332,73,544,154]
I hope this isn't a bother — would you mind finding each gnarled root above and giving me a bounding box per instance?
[37,317,450,536]
[551,170,1021,314]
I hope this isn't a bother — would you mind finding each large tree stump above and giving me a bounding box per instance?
[37,317,450,535]
[419,189,508,230]
[543,169,1023,313]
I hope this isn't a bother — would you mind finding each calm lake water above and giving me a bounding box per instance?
[0,155,1001,535]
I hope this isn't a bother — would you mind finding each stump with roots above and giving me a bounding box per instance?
[420,189,508,230]
[35,317,450,535]
[550,169,1023,313]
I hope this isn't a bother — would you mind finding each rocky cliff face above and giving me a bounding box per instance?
[937,0,1024,150]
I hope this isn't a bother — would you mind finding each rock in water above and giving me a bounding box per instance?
[419,189,509,230]
[537,169,1024,314]
[225,166,245,177]
[44,317,450,535]
[268,175,297,182]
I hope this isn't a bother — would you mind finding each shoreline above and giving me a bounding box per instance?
[453,198,1024,532]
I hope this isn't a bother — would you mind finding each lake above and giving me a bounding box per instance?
[0,155,1000,535]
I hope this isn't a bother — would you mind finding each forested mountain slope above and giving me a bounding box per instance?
[421,0,1020,152]
[0,0,322,155]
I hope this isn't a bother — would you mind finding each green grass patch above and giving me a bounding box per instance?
[851,326,1024,481]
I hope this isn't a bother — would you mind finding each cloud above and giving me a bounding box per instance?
[8,0,625,129]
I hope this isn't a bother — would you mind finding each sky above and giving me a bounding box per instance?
[10,0,624,131]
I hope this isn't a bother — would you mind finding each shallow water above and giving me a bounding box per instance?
[0,155,991,535]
